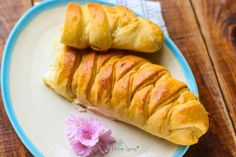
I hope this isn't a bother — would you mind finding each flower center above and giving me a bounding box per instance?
[85,132,91,138]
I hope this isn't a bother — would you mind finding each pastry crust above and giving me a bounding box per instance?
[44,46,209,145]
[61,3,164,53]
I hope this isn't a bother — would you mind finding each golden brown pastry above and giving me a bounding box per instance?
[61,2,164,53]
[44,46,209,145]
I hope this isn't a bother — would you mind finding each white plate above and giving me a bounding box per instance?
[1,0,198,157]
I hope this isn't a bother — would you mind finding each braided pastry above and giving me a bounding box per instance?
[44,46,209,145]
[61,2,164,53]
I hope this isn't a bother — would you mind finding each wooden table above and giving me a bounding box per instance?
[0,0,236,156]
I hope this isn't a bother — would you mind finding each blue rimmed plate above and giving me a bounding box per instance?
[1,0,196,156]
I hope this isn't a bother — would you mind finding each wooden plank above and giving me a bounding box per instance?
[32,0,42,5]
[191,0,236,131]
[0,1,33,157]
[158,0,236,156]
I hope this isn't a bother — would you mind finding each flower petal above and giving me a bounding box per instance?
[66,112,84,139]
[100,128,115,143]
[76,119,100,146]
[70,140,94,157]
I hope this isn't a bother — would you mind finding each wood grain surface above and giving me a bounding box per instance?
[191,0,236,130]
[0,0,235,157]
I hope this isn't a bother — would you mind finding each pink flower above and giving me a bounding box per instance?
[98,128,115,154]
[70,139,95,157]
[66,113,115,157]
[76,119,100,147]
[66,112,84,139]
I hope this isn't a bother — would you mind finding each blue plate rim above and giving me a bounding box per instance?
[1,0,197,156]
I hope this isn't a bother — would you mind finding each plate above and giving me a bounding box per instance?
[1,0,198,157]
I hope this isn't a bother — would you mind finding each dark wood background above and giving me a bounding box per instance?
[0,0,236,156]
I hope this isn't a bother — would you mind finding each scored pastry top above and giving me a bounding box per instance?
[44,46,209,145]
[61,2,164,53]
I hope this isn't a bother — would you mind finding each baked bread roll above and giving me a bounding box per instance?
[61,2,164,53]
[44,46,209,145]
